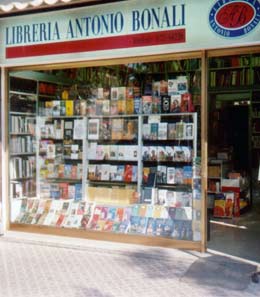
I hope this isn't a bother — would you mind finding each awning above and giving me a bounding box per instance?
[0,0,108,15]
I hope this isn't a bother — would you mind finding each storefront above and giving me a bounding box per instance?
[0,0,259,252]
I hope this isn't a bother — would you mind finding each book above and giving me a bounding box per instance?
[73,119,85,140]
[176,121,185,139]
[88,119,100,140]
[158,122,168,140]
[124,165,133,182]
[161,95,171,113]
[100,118,111,140]
[111,118,124,140]
[167,167,176,184]
[184,123,194,139]
[157,166,167,184]
[181,93,194,112]
[170,94,181,113]
[65,100,74,116]
[142,96,152,114]
[129,216,148,234]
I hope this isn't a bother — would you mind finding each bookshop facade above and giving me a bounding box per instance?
[0,0,260,252]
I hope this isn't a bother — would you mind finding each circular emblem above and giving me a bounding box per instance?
[209,0,260,37]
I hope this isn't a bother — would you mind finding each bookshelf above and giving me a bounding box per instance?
[9,77,37,200]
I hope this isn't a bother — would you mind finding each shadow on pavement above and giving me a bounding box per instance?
[123,248,258,292]
[181,254,257,291]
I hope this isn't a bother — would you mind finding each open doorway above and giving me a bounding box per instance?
[206,54,260,263]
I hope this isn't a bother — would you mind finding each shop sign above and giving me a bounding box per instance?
[209,0,260,37]
[3,3,186,59]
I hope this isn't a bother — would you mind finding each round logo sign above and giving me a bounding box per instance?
[209,0,260,37]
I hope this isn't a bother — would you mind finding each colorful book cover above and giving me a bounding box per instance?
[74,184,82,201]
[65,100,74,116]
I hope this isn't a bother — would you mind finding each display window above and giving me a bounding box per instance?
[8,57,202,244]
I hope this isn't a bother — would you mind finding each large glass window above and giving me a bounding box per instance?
[9,58,202,241]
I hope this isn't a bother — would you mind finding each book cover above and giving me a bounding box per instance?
[125,145,138,161]
[167,123,177,140]
[79,100,87,116]
[111,118,124,140]
[177,75,188,94]
[157,146,166,161]
[73,100,81,116]
[95,99,103,115]
[126,99,134,114]
[165,146,174,161]
[46,144,55,159]
[87,142,97,160]
[110,101,118,115]
[167,167,176,184]
[65,100,74,116]
[74,184,82,201]
[146,218,157,236]
[157,165,167,184]
[111,87,118,100]
[101,164,110,181]
[142,123,150,140]
[170,94,181,113]
[142,96,152,114]
[161,95,171,113]
[109,145,118,160]
[175,121,185,139]
[184,123,194,140]
[73,119,85,140]
[102,100,110,115]
[168,79,178,95]
[181,93,194,112]
[131,166,138,182]
[158,122,168,140]
[68,185,76,199]
[175,207,192,220]
[129,216,148,234]
[150,123,158,140]
[59,183,69,199]
[117,99,126,114]
[183,166,193,185]
[134,97,142,114]
[123,119,138,140]
[174,167,184,184]
[152,81,160,96]
[52,100,61,116]
[148,146,158,161]
[100,118,111,140]
[124,165,133,182]
[88,119,100,140]
[117,145,125,160]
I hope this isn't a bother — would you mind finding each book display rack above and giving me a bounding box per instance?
[8,59,202,243]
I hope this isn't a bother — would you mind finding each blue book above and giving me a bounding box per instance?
[74,184,82,201]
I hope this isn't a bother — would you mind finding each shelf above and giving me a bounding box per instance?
[10,90,37,97]
[10,132,35,136]
[87,180,137,185]
[10,153,35,157]
[11,177,35,181]
[10,111,36,116]
[208,176,221,179]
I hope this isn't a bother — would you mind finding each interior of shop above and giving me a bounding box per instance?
[207,53,260,262]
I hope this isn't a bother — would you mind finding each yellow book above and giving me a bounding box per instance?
[65,100,74,116]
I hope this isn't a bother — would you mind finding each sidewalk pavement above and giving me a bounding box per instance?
[0,231,259,297]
